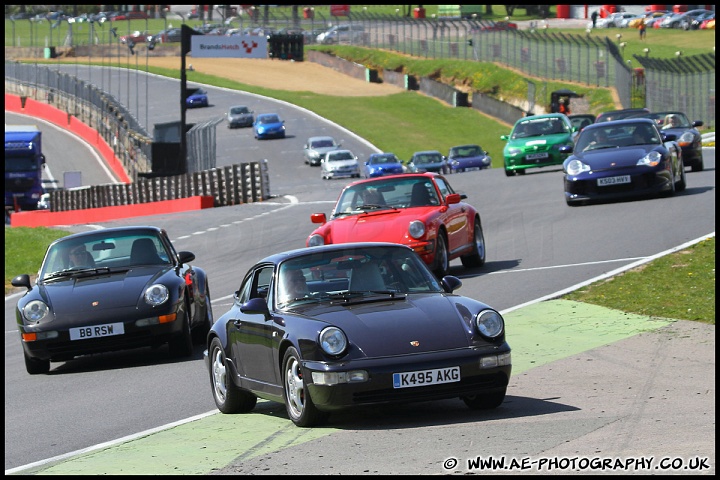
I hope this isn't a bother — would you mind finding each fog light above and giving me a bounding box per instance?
[136,318,159,327]
[22,330,59,342]
[481,356,499,368]
[480,352,511,368]
[312,370,369,385]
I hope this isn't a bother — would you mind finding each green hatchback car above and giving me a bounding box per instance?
[501,114,577,176]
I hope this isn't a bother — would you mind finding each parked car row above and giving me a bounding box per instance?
[592,8,714,30]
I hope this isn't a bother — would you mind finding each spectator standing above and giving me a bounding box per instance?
[558,98,570,115]
[638,21,646,40]
[591,10,598,28]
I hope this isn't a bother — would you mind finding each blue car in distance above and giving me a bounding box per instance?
[407,150,449,174]
[253,113,286,140]
[363,152,405,178]
[185,88,209,108]
[447,144,492,173]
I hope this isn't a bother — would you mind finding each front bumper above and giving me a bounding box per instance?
[302,346,512,410]
[564,170,673,204]
[20,313,185,361]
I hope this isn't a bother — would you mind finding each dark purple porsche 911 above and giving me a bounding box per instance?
[205,242,511,427]
[12,226,213,374]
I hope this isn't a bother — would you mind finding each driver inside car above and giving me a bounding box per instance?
[279,268,310,304]
[584,129,610,150]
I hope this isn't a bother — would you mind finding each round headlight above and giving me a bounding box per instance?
[144,284,169,306]
[565,159,590,176]
[678,132,694,144]
[23,300,49,322]
[308,234,325,247]
[638,151,662,167]
[408,220,426,239]
[475,309,504,338]
[319,326,347,356]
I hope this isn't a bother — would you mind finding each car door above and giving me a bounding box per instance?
[227,265,279,390]
[433,177,471,254]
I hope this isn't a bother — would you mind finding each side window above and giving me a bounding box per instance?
[237,274,253,304]
[237,266,274,303]
[256,267,273,299]
[434,178,453,198]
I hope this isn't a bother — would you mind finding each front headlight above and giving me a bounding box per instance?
[308,234,325,247]
[677,132,694,147]
[637,151,662,167]
[408,220,426,239]
[319,326,347,356]
[506,147,522,156]
[23,300,49,322]
[565,159,591,176]
[475,309,504,338]
[144,284,169,306]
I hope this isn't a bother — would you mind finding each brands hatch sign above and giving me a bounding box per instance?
[191,35,268,59]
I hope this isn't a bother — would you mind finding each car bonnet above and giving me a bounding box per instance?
[38,267,173,315]
[290,295,475,356]
[321,209,435,243]
[572,145,660,168]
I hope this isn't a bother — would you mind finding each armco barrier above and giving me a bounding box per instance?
[306,50,380,83]
[10,196,215,228]
[5,92,270,224]
[45,162,268,212]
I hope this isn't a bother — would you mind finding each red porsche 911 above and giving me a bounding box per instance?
[306,173,486,278]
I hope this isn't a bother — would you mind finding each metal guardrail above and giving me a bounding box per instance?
[46,161,270,212]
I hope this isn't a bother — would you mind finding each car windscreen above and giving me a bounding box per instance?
[40,233,171,279]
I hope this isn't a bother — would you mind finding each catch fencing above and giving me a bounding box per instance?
[4,14,715,212]
[225,11,714,127]
[5,61,225,179]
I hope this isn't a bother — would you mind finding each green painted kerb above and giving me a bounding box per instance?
[505,299,675,374]
[32,411,335,475]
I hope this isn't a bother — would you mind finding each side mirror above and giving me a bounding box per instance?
[240,297,271,319]
[310,213,327,224]
[11,274,32,290]
[178,251,196,264]
[446,193,461,205]
[440,275,462,293]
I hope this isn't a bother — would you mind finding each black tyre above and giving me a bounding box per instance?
[461,221,486,268]
[208,337,257,414]
[283,347,328,427]
[24,351,50,375]
[676,159,687,192]
[192,286,213,344]
[168,300,193,357]
[505,169,515,177]
[432,233,450,278]
[462,388,506,410]
[691,155,704,172]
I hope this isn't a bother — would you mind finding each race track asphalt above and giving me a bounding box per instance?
[9,296,715,475]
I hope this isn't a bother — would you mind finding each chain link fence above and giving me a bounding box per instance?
[5,13,715,174]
